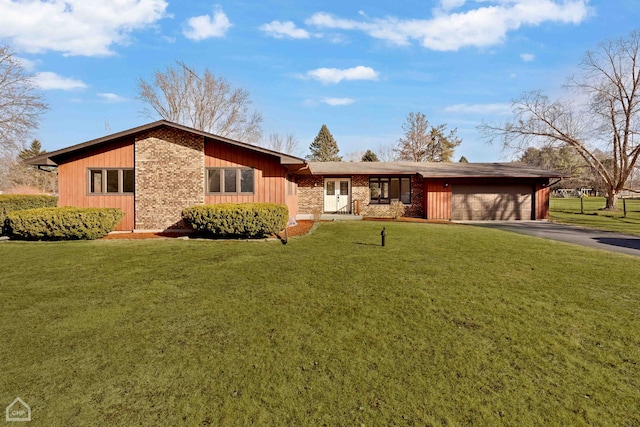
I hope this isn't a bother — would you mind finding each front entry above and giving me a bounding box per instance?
[324,178,351,213]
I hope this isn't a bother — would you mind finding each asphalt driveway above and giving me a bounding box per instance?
[459,221,640,258]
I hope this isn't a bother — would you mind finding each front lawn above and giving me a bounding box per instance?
[1,221,639,426]
[550,197,640,236]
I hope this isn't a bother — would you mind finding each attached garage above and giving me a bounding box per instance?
[295,162,564,221]
[451,184,533,220]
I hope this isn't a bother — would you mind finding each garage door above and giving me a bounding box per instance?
[451,185,532,220]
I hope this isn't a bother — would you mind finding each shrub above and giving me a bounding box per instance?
[7,207,124,240]
[0,194,58,235]
[183,203,288,238]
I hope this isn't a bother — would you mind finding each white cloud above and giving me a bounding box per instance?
[14,56,38,71]
[520,53,535,62]
[97,93,127,103]
[444,103,512,115]
[306,0,591,51]
[184,7,232,40]
[306,66,379,84]
[0,0,168,56]
[439,0,466,12]
[260,21,310,39]
[322,97,355,106]
[33,72,87,90]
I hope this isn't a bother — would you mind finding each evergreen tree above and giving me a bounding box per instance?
[361,149,379,162]
[458,155,469,163]
[307,124,342,161]
[18,139,46,160]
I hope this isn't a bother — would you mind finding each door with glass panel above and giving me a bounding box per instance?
[324,179,350,213]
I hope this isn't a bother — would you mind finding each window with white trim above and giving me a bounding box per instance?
[88,169,134,194]
[207,168,254,194]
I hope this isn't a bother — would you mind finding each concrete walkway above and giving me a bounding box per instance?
[458,221,640,258]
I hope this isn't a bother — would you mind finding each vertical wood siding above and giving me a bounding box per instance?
[204,139,288,209]
[284,174,298,219]
[535,183,550,219]
[424,179,452,220]
[57,139,135,230]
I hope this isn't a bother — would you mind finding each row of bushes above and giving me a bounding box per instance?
[2,194,287,240]
[0,194,58,235]
[183,203,288,238]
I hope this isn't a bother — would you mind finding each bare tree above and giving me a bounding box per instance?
[395,112,461,162]
[376,143,397,162]
[138,61,263,143]
[260,132,300,155]
[0,45,48,155]
[3,139,57,193]
[343,151,365,162]
[480,31,640,209]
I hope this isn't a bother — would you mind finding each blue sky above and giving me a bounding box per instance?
[0,0,638,161]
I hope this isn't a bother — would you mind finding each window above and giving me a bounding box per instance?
[207,168,254,194]
[369,177,411,204]
[88,169,134,194]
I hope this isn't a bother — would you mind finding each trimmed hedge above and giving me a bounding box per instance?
[7,207,124,240]
[0,194,58,235]
[183,203,288,238]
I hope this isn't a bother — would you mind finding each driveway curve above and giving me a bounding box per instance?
[458,221,640,258]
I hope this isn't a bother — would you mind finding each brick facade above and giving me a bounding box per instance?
[296,173,424,218]
[135,128,205,230]
[296,175,324,217]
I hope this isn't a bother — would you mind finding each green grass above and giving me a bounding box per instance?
[550,197,640,236]
[1,221,640,426]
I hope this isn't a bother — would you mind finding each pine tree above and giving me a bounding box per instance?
[361,149,379,162]
[458,155,469,163]
[18,139,46,160]
[307,124,342,161]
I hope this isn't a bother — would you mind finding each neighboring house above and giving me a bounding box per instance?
[26,121,564,231]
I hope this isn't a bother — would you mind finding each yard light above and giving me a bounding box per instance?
[381,227,387,247]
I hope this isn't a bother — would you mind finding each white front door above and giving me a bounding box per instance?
[324,178,351,213]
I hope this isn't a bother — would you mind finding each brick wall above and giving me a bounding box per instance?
[135,128,205,230]
[296,175,324,216]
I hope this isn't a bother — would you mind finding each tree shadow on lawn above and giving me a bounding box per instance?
[593,237,640,250]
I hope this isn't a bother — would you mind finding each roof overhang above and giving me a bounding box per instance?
[24,120,307,167]
[300,161,567,179]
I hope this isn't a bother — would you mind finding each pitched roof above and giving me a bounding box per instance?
[307,161,567,178]
[24,120,307,166]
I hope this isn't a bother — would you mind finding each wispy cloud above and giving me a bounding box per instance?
[438,0,466,12]
[444,103,512,115]
[14,56,38,71]
[520,53,535,62]
[184,6,231,40]
[306,1,591,51]
[0,0,168,56]
[33,72,87,90]
[260,20,310,39]
[305,66,379,84]
[97,92,127,103]
[322,97,355,106]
